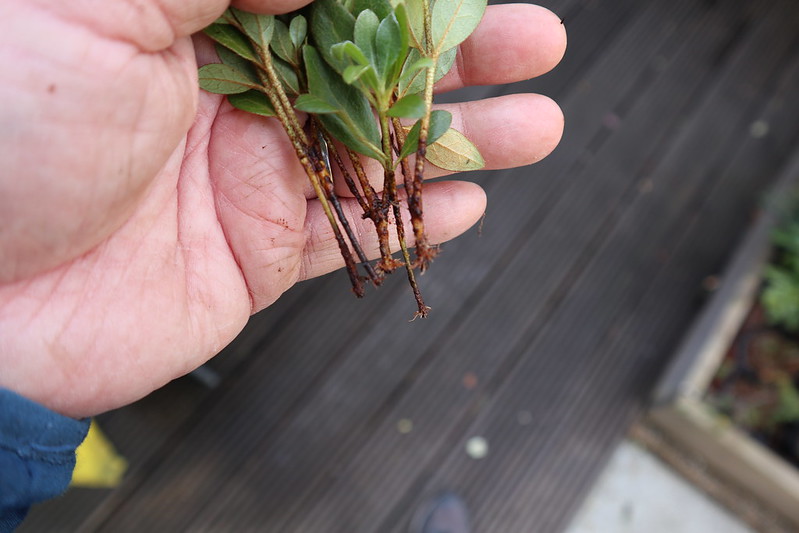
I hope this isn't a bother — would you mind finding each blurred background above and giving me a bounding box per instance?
[22,0,799,531]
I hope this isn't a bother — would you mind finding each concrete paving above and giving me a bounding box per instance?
[564,440,754,533]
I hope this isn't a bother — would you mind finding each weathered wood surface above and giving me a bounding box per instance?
[20,0,799,531]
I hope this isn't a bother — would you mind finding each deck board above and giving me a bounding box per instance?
[405,6,799,532]
[20,0,799,532]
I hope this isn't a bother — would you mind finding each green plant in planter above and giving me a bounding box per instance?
[758,203,799,431]
[762,215,799,333]
[197,0,487,317]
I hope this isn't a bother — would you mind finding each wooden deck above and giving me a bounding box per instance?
[21,0,799,531]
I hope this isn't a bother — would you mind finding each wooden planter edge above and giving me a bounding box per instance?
[647,150,799,526]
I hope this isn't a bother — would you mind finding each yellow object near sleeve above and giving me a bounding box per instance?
[70,419,128,488]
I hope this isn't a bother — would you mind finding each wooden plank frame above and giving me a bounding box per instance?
[649,150,799,527]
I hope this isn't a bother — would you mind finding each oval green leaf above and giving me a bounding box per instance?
[375,13,403,84]
[431,0,487,53]
[231,9,274,50]
[270,19,297,65]
[397,109,452,160]
[203,24,258,62]
[425,128,485,171]
[427,109,452,144]
[354,9,379,65]
[332,41,370,66]
[343,63,373,84]
[213,9,237,25]
[294,93,341,114]
[272,55,300,96]
[227,90,276,117]
[398,120,421,161]
[387,93,425,118]
[198,63,257,94]
[215,44,259,83]
[404,0,425,49]
[398,46,455,97]
[393,1,411,64]
[310,0,356,71]
[289,15,308,49]
[352,0,393,19]
[303,45,384,161]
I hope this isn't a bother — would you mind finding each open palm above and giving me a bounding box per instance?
[0,0,565,418]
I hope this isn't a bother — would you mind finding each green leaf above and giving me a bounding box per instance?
[303,45,384,160]
[213,9,237,25]
[215,43,259,83]
[203,24,258,62]
[398,55,434,89]
[431,0,486,53]
[427,109,452,143]
[393,1,411,60]
[762,266,799,333]
[404,0,427,49]
[397,109,452,160]
[773,377,799,424]
[354,10,379,66]
[271,19,297,65]
[343,64,373,84]
[387,93,425,118]
[289,15,308,49]
[773,222,799,258]
[303,44,351,107]
[425,128,485,171]
[227,90,276,117]
[332,40,370,66]
[310,0,356,72]
[398,121,421,160]
[317,113,385,162]
[331,41,381,90]
[398,46,455,96]
[231,9,274,50]
[272,55,300,95]
[198,63,257,94]
[375,13,403,84]
[437,46,458,78]
[294,93,340,114]
[352,0,392,19]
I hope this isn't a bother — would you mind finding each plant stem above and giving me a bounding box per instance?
[310,127,380,286]
[258,48,306,145]
[380,113,428,317]
[410,0,439,272]
[256,51,364,296]
[323,135,388,284]
[324,135,369,213]
[392,117,419,249]
[304,147,365,296]
[343,147,399,274]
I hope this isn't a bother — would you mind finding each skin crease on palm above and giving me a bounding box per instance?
[0,0,566,418]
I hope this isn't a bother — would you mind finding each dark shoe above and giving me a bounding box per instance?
[410,492,471,533]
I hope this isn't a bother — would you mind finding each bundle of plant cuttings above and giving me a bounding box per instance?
[198,0,487,317]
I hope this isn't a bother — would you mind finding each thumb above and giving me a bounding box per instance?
[231,0,314,16]
[37,0,312,52]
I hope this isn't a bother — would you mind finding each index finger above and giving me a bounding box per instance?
[436,3,567,93]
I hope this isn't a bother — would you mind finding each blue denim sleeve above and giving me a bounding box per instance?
[0,389,90,532]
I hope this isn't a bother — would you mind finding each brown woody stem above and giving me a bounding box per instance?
[323,134,369,213]
[409,1,440,272]
[303,148,364,297]
[256,53,363,296]
[392,118,436,271]
[309,129,380,287]
[346,148,399,275]
[380,114,428,317]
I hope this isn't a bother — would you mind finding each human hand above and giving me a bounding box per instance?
[0,0,565,418]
